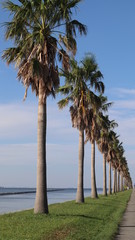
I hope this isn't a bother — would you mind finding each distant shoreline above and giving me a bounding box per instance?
[0,188,65,196]
[0,191,36,196]
[0,188,103,196]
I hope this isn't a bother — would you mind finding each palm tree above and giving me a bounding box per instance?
[113,140,125,193]
[107,133,128,194]
[122,161,132,189]
[2,0,87,214]
[119,157,124,192]
[120,171,124,191]
[98,118,118,196]
[105,132,114,195]
[106,131,119,194]
[86,108,100,198]
[112,168,116,193]
[58,55,104,203]
[86,97,112,197]
[107,130,118,195]
[116,142,124,192]
[120,158,127,191]
[108,160,112,194]
[109,137,132,192]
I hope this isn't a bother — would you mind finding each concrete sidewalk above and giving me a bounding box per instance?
[115,189,135,240]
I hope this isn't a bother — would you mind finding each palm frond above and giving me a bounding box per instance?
[66,20,87,37]
[57,49,70,70]
[58,84,73,95]
[58,98,69,109]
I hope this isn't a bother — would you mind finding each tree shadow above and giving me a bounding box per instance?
[53,213,103,221]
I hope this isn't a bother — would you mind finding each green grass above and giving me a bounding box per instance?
[0,190,132,240]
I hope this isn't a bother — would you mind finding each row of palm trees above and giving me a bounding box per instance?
[2,0,132,215]
[58,56,132,203]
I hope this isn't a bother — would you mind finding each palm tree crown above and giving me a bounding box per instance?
[58,55,104,130]
[2,0,87,101]
[2,0,87,214]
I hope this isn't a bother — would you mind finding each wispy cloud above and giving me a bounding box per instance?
[107,88,135,97]
[0,142,102,188]
[114,88,135,95]
[114,100,135,109]
[115,117,135,147]
[0,103,37,142]
[0,101,76,144]
[0,143,37,166]
[0,97,135,187]
[103,89,135,183]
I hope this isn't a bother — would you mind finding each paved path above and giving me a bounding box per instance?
[115,189,135,240]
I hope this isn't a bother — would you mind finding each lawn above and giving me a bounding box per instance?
[0,190,132,240]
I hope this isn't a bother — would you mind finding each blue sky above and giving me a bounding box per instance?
[0,0,135,188]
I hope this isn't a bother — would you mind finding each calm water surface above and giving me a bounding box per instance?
[0,188,102,214]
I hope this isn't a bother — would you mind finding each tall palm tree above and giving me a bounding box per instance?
[108,160,112,194]
[122,161,132,189]
[120,171,124,191]
[107,130,118,195]
[86,96,112,198]
[119,157,124,192]
[105,131,114,195]
[106,131,119,194]
[116,142,124,192]
[113,139,124,193]
[112,168,116,193]
[2,0,87,214]
[120,157,127,191]
[107,133,128,194]
[58,55,104,203]
[98,118,118,196]
[109,138,132,192]
[86,108,100,198]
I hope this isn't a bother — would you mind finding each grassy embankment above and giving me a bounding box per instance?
[0,190,132,240]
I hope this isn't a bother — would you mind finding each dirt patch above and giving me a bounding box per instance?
[43,226,76,240]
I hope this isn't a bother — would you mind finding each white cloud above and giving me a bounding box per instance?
[115,88,135,95]
[114,100,135,110]
[106,88,135,97]
[116,118,135,146]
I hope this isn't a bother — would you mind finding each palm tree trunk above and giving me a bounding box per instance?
[34,83,48,214]
[91,141,98,198]
[103,153,107,196]
[120,172,123,191]
[124,177,126,190]
[76,130,84,203]
[108,161,112,194]
[115,169,117,192]
[112,168,116,194]
[117,171,120,192]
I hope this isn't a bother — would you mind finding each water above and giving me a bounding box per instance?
[0,188,103,214]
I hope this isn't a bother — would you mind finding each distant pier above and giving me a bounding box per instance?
[0,188,65,196]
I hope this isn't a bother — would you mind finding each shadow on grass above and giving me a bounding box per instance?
[96,197,129,206]
[53,213,103,221]
[84,201,126,208]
